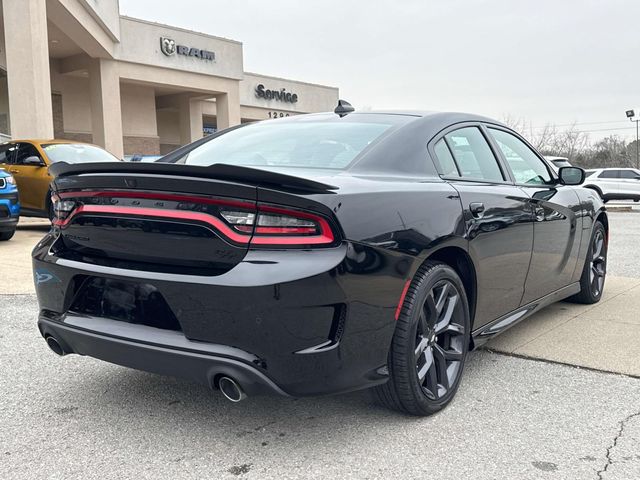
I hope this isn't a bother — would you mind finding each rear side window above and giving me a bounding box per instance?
[598,170,619,179]
[0,143,16,164]
[441,127,504,182]
[619,170,640,179]
[433,139,459,177]
[489,128,552,185]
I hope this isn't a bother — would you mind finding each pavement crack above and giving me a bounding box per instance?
[596,411,640,480]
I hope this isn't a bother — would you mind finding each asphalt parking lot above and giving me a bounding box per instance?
[1,210,639,479]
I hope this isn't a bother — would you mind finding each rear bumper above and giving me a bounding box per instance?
[33,233,412,396]
[38,317,288,396]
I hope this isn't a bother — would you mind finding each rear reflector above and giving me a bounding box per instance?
[394,280,412,321]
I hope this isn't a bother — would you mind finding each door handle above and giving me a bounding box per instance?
[469,202,485,218]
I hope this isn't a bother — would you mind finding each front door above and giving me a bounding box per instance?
[10,143,50,211]
[431,126,534,329]
[486,126,582,303]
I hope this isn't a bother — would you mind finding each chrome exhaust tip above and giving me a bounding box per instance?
[218,376,247,403]
[45,336,66,356]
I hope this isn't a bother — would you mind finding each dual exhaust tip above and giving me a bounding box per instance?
[45,336,66,356]
[218,376,247,403]
[45,336,248,403]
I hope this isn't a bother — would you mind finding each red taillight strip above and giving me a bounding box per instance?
[53,205,251,244]
[251,204,335,245]
[57,190,255,210]
[394,280,412,321]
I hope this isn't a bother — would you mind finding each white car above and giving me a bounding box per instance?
[544,156,572,171]
[583,167,640,202]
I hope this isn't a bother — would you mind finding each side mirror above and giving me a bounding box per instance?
[559,166,585,186]
[23,155,44,166]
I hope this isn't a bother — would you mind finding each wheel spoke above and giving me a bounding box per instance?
[423,292,437,329]
[435,294,458,334]
[417,347,434,383]
[593,234,603,259]
[442,323,464,336]
[432,344,449,391]
[435,283,451,315]
[414,336,429,359]
[425,351,439,398]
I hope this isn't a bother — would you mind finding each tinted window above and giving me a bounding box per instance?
[619,170,640,179]
[598,170,619,179]
[489,128,551,185]
[585,170,597,178]
[0,143,17,164]
[433,138,459,177]
[444,127,504,182]
[42,144,120,163]
[15,143,42,165]
[181,121,394,169]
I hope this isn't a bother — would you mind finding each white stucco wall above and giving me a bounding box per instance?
[79,0,120,41]
[116,17,243,81]
[120,83,157,137]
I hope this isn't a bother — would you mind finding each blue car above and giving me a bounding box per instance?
[0,170,19,240]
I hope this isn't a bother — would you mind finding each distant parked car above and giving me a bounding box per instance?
[0,169,19,240]
[583,167,640,202]
[544,156,572,171]
[125,154,163,163]
[0,140,120,219]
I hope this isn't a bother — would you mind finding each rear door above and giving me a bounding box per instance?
[618,169,640,197]
[430,124,534,329]
[486,126,582,303]
[595,169,620,198]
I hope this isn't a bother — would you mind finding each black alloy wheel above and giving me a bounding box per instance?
[373,261,471,416]
[569,221,607,304]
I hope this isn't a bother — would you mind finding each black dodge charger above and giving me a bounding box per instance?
[33,105,607,416]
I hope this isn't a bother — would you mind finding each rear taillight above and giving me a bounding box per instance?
[220,205,335,246]
[54,191,338,247]
[51,195,77,223]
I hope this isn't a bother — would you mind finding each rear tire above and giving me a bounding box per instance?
[0,229,15,241]
[373,261,471,416]
[568,221,607,304]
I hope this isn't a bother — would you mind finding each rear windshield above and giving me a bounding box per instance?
[43,144,120,163]
[180,121,394,169]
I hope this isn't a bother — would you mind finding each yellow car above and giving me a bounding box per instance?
[0,140,120,218]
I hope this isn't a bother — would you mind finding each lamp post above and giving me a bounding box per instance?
[626,109,640,169]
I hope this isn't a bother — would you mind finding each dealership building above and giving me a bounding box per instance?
[0,0,339,157]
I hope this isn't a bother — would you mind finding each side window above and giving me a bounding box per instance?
[619,170,640,179]
[442,127,504,182]
[14,143,41,165]
[489,128,551,185]
[0,144,16,164]
[433,139,459,177]
[598,170,619,179]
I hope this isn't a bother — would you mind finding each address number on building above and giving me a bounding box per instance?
[268,112,291,119]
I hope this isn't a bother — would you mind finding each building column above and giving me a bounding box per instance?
[216,84,241,130]
[3,0,54,138]
[178,95,203,145]
[89,59,124,158]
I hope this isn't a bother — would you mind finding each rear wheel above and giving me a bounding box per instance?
[0,229,15,241]
[568,221,607,304]
[373,261,470,416]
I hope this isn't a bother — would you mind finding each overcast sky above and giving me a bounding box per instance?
[120,0,640,141]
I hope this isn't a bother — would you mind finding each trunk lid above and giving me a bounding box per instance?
[49,162,339,275]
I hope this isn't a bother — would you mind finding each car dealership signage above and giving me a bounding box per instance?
[255,84,298,103]
[160,37,215,61]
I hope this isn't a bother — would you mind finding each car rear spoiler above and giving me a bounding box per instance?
[48,161,339,194]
